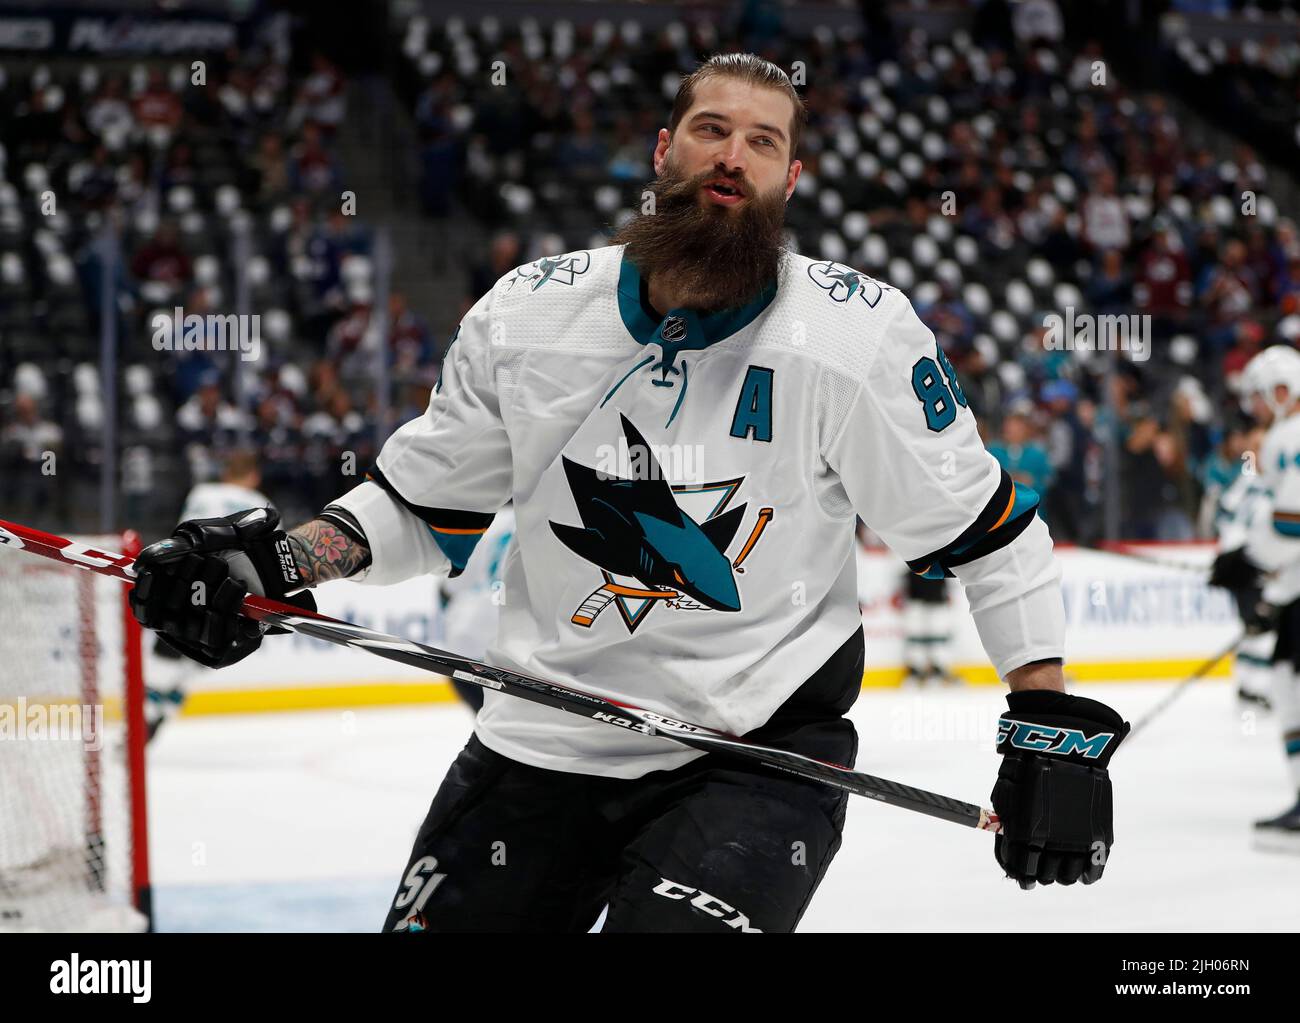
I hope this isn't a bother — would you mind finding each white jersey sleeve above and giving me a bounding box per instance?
[1246,420,1300,581]
[326,288,513,586]
[824,297,1065,677]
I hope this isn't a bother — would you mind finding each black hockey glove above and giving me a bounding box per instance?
[129,507,316,669]
[1209,547,1261,593]
[1209,549,1276,633]
[991,690,1129,890]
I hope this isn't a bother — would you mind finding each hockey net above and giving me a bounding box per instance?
[0,532,150,932]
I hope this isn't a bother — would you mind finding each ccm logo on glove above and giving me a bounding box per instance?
[996,719,1120,759]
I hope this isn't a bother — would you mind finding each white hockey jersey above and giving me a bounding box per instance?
[329,245,1064,777]
[440,506,516,661]
[180,482,273,522]
[1247,413,1300,605]
[1214,465,1270,553]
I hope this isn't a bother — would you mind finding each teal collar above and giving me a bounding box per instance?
[616,251,778,351]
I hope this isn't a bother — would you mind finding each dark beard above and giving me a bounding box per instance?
[609,159,789,313]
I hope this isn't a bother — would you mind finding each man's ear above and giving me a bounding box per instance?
[785,158,803,201]
[652,127,672,176]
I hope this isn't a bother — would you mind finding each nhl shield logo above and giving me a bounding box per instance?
[660,316,688,343]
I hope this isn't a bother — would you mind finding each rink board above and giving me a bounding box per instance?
[147,543,1238,714]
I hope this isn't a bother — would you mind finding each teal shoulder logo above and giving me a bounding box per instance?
[506,251,592,293]
[807,260,893,308]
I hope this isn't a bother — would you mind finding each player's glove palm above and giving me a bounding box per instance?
[129,507,315,669]
[991,690,1129,890]
[1208,547,1261,592]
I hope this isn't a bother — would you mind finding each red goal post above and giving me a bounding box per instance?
[0,531,150,932]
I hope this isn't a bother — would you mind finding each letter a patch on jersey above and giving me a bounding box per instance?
[729,366,774,442]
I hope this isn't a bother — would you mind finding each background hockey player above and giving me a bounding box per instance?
[1231,346,1300,850]
[127,54,1129,931]
[899,569,956,687]
[438,504,516,711]
[1208,357,1280,710]
[145,450,272,743]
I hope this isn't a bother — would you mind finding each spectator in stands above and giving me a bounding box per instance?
[989,401,1054,504]
[963,185,1017,259]
[1041,380,1098,543]
[131,221,192,289]
[176,377,248,484]
[1087,248,1133,314]
[467,231,522,315]
[1081,168,1130,253]
[293,53,346,134]
[417,96,463,218]
[325,299,374,376]
[608,120,655,183]
[1244,225,1278,306]
[959,340,1004,425]
[1012,0,1064,47]
[114,152,150,211]
[132,68,182,140]
[1201,239,1261,354]
[1278,254,1300,315]
[1017,324,1074,390]
[555,108,610,185]
[920,282,977,353]
[1164,377,1214,537]
[1188,224,1223,288]
[1198,416,1263,536]
[161,141,199,191]
[290,122,341,195]
[301,388,372,510]
[1221,319,1266,390]
[388,292,435,379]
[1039,203,1083,272]
[1,394,63,517]
[254,132,290,200]
[1134,221,1192,331]
[217,64,257,132]
[70,144,118,210]
[1119,404,1168,540]
[85,76,133,148]
[1268,219,1300,292]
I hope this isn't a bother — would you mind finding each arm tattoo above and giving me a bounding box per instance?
[286,519,372,586]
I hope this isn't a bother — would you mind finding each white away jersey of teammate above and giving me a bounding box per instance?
[1248,413,1300,605]
[180,482,273,522]
[440,506,516,661]
[330,245,1063,776]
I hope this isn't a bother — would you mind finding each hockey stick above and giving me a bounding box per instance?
[0,517,1000,833]
[1125,633,1244,742]
[1086,542,1210,576]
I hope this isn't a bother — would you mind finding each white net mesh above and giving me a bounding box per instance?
[0,535,147,932]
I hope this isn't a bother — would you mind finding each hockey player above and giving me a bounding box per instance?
[1231,346,1300,849]
[1208,355,1284,710]
[900,570,957,687]
[145,449,272,743]
[128,54,1129,930]
[438,504,516,711]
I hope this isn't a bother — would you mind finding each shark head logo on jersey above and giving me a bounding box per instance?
[549,414,773,633]
[504,250,592,294]
[807,260,893,308]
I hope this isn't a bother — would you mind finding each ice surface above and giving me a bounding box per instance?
[148,681,1299,932]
